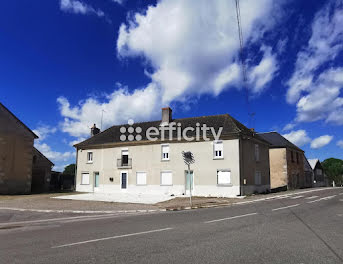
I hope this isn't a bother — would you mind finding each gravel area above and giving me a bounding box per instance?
[0,192,158,211]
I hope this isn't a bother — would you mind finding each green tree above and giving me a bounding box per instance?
[63,164,76,175]
[322,158,343,185]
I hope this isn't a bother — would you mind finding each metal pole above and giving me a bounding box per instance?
[188,164,192,207]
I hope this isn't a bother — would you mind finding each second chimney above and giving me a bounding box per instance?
[91,124,100,137]
[161,107,172,124]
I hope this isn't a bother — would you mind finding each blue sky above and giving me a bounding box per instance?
[1,0,343,171]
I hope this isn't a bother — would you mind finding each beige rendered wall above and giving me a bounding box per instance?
[269,148,287,189]
[0,108,34,194]
[76,139,242,197]
[240,138,270,195]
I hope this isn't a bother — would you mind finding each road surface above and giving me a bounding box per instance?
[1,187,342,264]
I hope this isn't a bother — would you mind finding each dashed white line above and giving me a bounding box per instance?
[272,204,300,211]
[291,195,304,199]
[307,195,337,204]
[0,214,123,227]
[305,196,319,200]
[52,227,173,248]
[204,212,258,224]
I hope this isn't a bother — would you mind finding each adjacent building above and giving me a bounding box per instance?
[308,159,327,187]
[258,132,306,190]
[31,147,54,193]
[0,103,53,194]
[74,108,271,197]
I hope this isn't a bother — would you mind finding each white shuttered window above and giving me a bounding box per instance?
[213,141,223,158]
[217,170,231,185]
[161,171,172,185]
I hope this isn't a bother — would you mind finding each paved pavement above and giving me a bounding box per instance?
[0,187,342,264]
[54,192,174,204]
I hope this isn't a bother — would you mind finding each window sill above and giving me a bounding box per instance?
[161,159,170,162]
[86,161,93,164]
[217,184,232,187]
[213,157,224,160]
[160,184,173,186]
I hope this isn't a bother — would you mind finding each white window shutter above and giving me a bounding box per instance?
[217,170,231,185]
[136,172,147,185]
[161,171,172,185]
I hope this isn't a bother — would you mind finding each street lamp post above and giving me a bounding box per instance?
[182,151,195,207]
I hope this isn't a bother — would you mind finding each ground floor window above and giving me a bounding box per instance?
[255,171,262,185]
[161,171,172,186]
[217,170,231,185]
[81,173,90,185]
[136,172,147,185]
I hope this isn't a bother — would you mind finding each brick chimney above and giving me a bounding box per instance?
[161,107,172,125]
[91,124,100,137]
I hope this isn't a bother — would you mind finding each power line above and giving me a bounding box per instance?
[235,0,255,128]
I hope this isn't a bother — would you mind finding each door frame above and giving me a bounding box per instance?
[120,171,128,190]
[93,172,100,192]
[184,170,194,195]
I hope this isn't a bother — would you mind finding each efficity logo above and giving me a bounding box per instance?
[120,119,223,142]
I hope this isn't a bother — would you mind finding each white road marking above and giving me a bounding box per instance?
[0,207,165,214]
[307,195,337,204]
[0,214,122,227]
[305,196,319,200]
[204,212,258,224]
[52,227,173,248]
[272,204,300,211]
[291,195,304,199]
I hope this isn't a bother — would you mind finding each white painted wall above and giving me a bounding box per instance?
[76,139,242,197]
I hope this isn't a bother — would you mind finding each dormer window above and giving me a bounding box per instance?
[213,141,223,159]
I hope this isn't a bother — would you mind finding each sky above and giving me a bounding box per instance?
[1,0,343,171]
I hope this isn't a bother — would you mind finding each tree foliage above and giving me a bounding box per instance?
[322,158,343,185]
[63,164,76,175]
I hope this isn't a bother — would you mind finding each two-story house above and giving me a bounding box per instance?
[74,108,271,197]
[258,132,306,191]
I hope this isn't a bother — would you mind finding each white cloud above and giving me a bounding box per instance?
[69,137,86,147]
[248,46,279,93]
[117,0,283,104]
[33,125,57,141]
[35,142,75,162]
[337,140,343,148]
[58,0,285,137]
[282,130,311,147]
[57,83,161,137]
[60,0,105,17]
[283,122,296,131]
[286,1,343,125]
[310,135,333,149]
[111,0,124,4]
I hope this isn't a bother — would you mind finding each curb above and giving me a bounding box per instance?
[164,187,341,211]
[0,207,166,214]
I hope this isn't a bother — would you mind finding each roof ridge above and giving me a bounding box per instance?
[0,102,38,139]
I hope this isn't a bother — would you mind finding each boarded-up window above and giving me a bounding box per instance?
[136,172,147,185]
[161,171,172,186]
[217,170,231,185]
[81,173,90,185]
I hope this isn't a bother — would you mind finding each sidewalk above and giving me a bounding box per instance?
[0,187,338,213]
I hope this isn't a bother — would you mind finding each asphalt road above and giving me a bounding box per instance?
[1,188,342,264]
